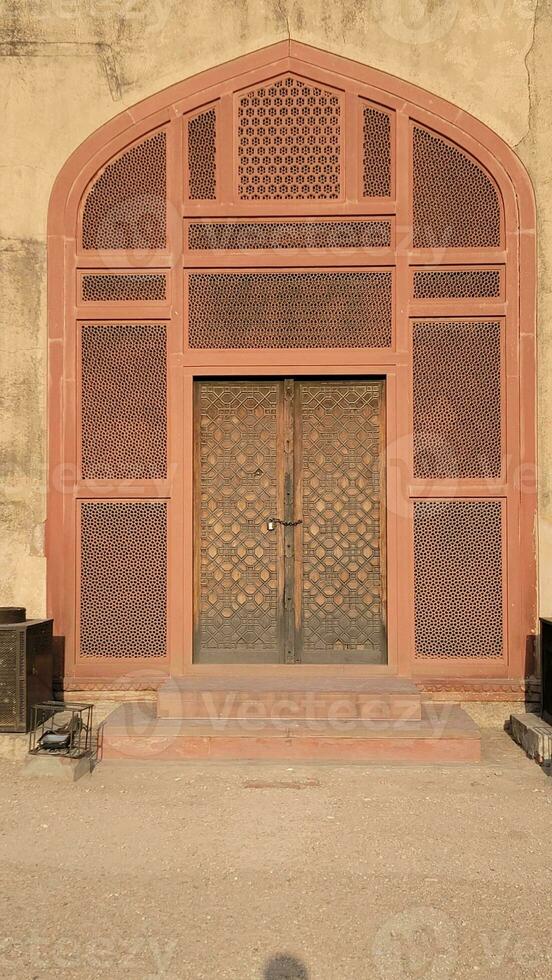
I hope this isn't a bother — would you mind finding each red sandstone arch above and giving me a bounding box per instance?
[47,41,536,694]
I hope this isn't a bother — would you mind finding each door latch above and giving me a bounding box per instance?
[266,517,303,531]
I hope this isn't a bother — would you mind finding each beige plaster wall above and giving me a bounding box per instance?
[0,0,548,618]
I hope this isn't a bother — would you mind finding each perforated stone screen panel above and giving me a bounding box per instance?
[413,268,502,299]
[81,273,167,303]
[187,218,392,250]
[79,501,167,658]
[362,103,392,197]
[413,500,504,658]
[80,324,167,480]
[237,75,342,201]
[187,271,393,349]
[187,108,217,200]
[81,132,166,250]
[412,126,501,248]
[413,319,501,480]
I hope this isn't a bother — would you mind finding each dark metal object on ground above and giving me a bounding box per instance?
[541,619,552,724]
[0,613,53,732]
[29,702,94,759]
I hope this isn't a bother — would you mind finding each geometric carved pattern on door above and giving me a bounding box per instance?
[195,382,280,662]
[300,381,386,662]
[195,379,386,665]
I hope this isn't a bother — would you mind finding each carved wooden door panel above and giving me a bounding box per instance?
[295,380,386,664]
[194,379,386,664]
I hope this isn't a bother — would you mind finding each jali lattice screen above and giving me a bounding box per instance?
[55,47,533,683]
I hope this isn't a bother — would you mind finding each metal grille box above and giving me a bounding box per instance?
[0,609,54,732]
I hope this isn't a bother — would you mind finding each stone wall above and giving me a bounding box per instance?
[0,0,549,617]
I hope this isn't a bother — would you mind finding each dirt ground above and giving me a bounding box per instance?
[0,704,550,980]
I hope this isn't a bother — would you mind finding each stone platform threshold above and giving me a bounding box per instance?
[101,677,481,763]
[157,674,423,722]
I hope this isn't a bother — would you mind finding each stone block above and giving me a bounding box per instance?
[23,753,92,782]
[509,712,552,763]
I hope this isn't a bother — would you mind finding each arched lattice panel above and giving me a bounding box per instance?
[413,499,504,658]
[81,131,167,250]
[187,107,217,200]
[362,101,392,197]
[236,75,342,201]
[412,319,502,480]
[79,501,167,658]
[412,125,501,248]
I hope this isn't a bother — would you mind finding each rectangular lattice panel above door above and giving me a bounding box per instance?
[186,218,392,251]
[413,499,504,659]
[187,270,393,349]
[79,501,167,658]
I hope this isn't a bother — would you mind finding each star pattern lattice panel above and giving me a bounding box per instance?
[237,75,342,201]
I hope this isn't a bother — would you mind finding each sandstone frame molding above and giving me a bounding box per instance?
[47,40,537,691]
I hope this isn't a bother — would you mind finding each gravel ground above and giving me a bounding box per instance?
[0,704,550,980]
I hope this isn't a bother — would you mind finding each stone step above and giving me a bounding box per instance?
[157,675,422,722]
[102,701,480,764]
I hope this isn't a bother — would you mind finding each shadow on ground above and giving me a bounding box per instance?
[265,953,309,979]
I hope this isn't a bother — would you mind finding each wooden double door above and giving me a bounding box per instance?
[194,379,387,664]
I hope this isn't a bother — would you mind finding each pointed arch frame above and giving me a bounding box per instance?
[47,40,537,693]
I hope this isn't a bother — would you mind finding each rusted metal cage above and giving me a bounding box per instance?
[29,701,94,759]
